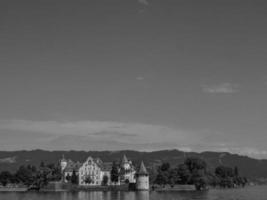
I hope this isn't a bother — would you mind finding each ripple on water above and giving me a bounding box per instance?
[0,186,266,200]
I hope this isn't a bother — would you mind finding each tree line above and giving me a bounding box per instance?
[0,162,61,189]
[152,157,248,190]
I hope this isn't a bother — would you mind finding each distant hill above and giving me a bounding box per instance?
[0,149,267,179]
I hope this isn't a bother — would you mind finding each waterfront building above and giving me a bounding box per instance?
[59,156,81,183]
[59,154,145,188]
[119,155,136,184]
[78,157,112,186]
[135,161,149,190]
[59,155,67,171]
[60,156,112,186]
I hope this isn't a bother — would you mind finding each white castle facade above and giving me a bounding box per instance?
[59,154,149,190]
[78,157,111,186]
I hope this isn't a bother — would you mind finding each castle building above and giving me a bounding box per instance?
[59,155,81,182]
[60,155,67,172]
[78,157,112,186]
[119,155,136,184]
[59,154,147,189]
[60,155,111,186]
[135,161,149,190]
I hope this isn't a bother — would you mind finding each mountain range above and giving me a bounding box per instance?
[0,149,267,179]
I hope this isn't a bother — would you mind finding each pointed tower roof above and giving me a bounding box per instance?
[122,154,128,163]
[60,154,67,162]
[137,161,148,175]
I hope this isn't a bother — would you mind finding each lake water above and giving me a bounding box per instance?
[0,185,267,200]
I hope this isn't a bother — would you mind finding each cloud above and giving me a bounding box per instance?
[186,142,267,159]
[1,119,267,159]
[178,147,193,152]
[138,0,149,6]
[202,83,239,94]
[136,76,145,81]
[47,135,178,151]
[92,131,137,138]
[213,147,267,160]
[263,76,267,86]
[0,119,195,151]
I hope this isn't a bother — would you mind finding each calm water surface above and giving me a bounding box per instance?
[0,185,267,200]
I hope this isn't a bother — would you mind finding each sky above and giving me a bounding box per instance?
[1,0,267,159]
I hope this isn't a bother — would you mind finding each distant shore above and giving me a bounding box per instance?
[0,187,27,192]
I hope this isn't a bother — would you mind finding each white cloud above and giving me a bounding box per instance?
[202,83,239,94]
[0,119,195,150]
[136,76,145,81]
[178,147,193,152]
[213,147,267,160]
[1,119,267,159]
[138,0,149,6]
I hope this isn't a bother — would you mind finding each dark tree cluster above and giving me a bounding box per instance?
[102,175,109,186]
[110,161,119,184]
[154,157,208,190]
[213,166,247,188]
[65,170,79,185]
[153,157,247,190]
[0,162,62,189]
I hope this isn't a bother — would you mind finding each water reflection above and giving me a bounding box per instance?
[0,186,267,200]
[77,191,104,200]
[136,191,150,200]
[58,191,150,200]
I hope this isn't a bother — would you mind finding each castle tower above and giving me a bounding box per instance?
[60,155,68,171]
[121,154,130,170]
[136,161,149,190]
[59,155,68,182]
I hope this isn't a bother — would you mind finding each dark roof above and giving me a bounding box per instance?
[64,160,82,172]
[63,157,111,173]
[100,162,112,171]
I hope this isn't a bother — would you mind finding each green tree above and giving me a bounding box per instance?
[160,163,170,171]
[215,166,235,188]
[34,170,49,189]
[110,162,119,183]
[153,162,172,186]
[168,169,178,186]
[102,175,109,186]
[177,164,191,184]
[154,170,168,185]
[215,166,234,178]
[184,157,208,190]
[154,163,171,186]
[46,163,61,181]
[15,165,35,186]
[0,171,13,186]
[66,174,71,182]
[185,157,207,173]
[71,170,78,184]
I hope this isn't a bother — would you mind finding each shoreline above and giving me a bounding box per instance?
[0,183,258,193]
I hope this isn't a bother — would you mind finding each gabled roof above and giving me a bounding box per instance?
[100,162,112,171]
[137,161,148,175]
[86,156,94,162]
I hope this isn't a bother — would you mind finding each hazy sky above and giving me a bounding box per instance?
[1,0,267,158]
